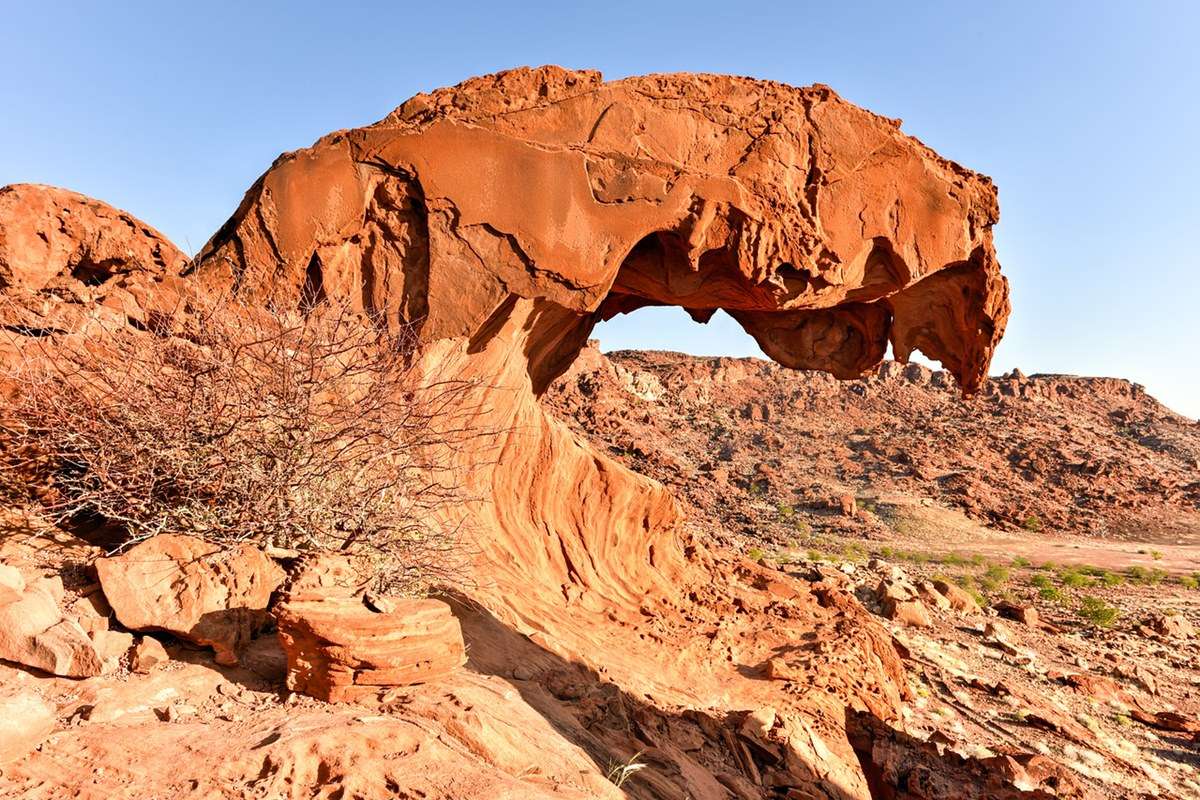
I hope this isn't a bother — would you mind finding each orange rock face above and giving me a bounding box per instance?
[0,67,1012,797]
[0,184,185,292]
[95,535,285,665]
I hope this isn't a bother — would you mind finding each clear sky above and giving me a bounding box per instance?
[3,1,1197,417]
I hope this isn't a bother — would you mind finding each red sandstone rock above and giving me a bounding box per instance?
[933,579,982,614]
[1145,611,1194,639]
[274,597,466,702]
[0,67,1011,797]
[0,567,102,677]
[95,535,285,665]
[131,636,169,674]
[883,597,933,628]
[994,600,1041,628]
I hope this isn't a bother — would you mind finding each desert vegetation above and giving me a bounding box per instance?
[0,296,488,592]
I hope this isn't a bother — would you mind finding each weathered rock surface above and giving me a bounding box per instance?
[131,636,169,674]
[177,65,1009,797]
[0,688,54,766]
[274,597,466,702]
[1,66,1014,798]
[95,535,285,665]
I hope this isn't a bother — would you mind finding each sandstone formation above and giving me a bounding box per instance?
[0,66,1018,797]
[177,66,1009,797]
[275,596,467,702]
[95,534,285,665]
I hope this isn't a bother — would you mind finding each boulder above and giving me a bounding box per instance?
[95,535,285,665]
[274,596,467,702]
[917,580,952,611]
[1144,612,1194,639]
[131,636,170,673]
[993,600,1040,628]
[0,183,185,292]
[0,569,103,677]
[933,579,981,614]
[882,597,932,628]
[0,689,55,766]
[89,629,135,671]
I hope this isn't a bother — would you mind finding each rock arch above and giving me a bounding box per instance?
[186,66,1011,796]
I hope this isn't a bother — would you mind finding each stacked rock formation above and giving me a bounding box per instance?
[273,557,467,702]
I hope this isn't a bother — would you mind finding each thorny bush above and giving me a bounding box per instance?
[0,296,492,593]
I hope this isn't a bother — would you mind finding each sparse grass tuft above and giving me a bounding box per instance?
[1011,556,1032,568]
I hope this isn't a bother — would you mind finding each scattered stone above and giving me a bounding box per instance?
[877,576,919,603]
[837,494,857,517]
[1144,612,1194,639]
[274,596,466,702]
[95,535,285,665]
[933,580,981,614]
[89,629,135,672]
[994,601,1040,628]
[1130,709,1200,734]
[917,581,952,611]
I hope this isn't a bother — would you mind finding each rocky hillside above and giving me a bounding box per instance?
[546,344,1200,549]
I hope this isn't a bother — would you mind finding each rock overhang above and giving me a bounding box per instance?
[191,65,1009,392]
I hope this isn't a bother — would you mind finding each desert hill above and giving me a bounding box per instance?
[547,344,1200,552]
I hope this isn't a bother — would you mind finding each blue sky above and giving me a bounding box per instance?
[3,1,1198,416]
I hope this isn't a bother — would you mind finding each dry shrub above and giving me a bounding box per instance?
[0,295,489,593]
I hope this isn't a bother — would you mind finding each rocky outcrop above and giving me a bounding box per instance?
[95,535,285,665]
[275,597,467,702]
[1,66,1012,797]
[0,184,185,292]
[176,66,1009,797]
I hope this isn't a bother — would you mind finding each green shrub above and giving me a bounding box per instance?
[746,546,765,562]
[1022,514,1043,532]
[1059,568,1094,589]
[1038,585,1063,602]
[776,503,794,519]
[1177,575,1199,590]
[980,564,1011,591]
[1011,556,1032,568]
[1078,596,1120,627]
[1030,574,1052,589]
[1127,566,1167,585]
